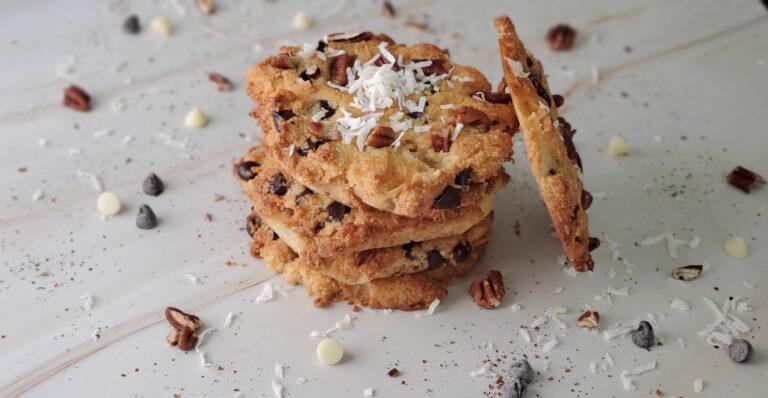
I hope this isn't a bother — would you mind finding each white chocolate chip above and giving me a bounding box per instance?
[316,338,343,365]
[184,107,208,128]
[724,236,748,259]
[607,135,629,157]
[97,192,122,216]
[292,11,311,31]
[150,16,170,37]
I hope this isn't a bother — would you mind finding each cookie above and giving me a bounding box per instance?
[248,210,492,285]
[235,145,507,257]
[246,32,517,218]
[249,220,485,310]
[494,16,597,271]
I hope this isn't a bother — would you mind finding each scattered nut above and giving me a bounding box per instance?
[208,73,233,91]
[469,270,505,309]
[292,11,311,31]
[176,326,198,351]
[576,310,600,330]
[165,307,203,331]
[724,236,748,259]
[150,16,170,37]
[63,85,91,112]
[546,24,577,51]
[381,1,395,18]
[195,0,216,14]
[607,134,629,157]
[672,265,703,281]
[387,368,401,377]
[203,212,213,222]
[365,126,397,148]
[185,107,208,128]
[727,166,765,193]
[166,329,180,346]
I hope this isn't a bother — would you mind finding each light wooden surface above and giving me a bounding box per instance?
[1,0,767,396]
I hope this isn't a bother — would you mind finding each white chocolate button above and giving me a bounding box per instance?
[292,11,311,31]
[151,16,170,36]
[184,107,208,128]
[97,192,122,216]
[607,134,629,157]
[316,338,343,365]
[724,236,748,259]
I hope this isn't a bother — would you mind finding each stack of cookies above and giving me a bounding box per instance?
[233,31,519,310]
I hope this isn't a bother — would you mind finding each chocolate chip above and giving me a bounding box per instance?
[406,111,421,119]
[546,24,577,51]
[63,85,91,112]
[433,186,461,209]
[558,117,583,171]
[426,250,444,270]
[246,214,261,238]
[581,190,593,210]
[454,168,473,186]
[355,250,375,266]
[587,237,600,251]
[299,63,320,80]
[631,321,654,350]
[452,242,471,263]
[318,100,335,119]
[136,204,157,229]
[271,109,296,133]
[456,106,492,130]
[142,173,164,196]
[297,138,325,156]
[295,187,314,204]
[365,126,397,148]
[268,173,288,196]
[316,40,327,52]
[509,359,534,385]
[123,15,140,34]
[726,166,765,193]
[472,91,511,104]
[235,161,260,181]
[326,202,350,222]
[729,339,753,363]
[430,133,449,152]
[552,94,565,107]
[402,241,420,260]
[329,54,353,86]
[270,53,293,69]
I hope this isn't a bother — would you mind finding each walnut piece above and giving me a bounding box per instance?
[469,270,505,309]
[576,310,600,330]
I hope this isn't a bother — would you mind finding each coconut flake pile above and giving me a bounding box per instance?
[698,297,751,347]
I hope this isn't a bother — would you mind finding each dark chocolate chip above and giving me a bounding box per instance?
[426,250,444,270]
[729,338,753,363]
[271,110,296,133]
[326,201,350,222]
[452,242,471,263]
[571,205,580,221]
[509,359,534,385]
[313,221,325,232]
[299,64,320,80]
[581,190,593,210]
[402,241,420,260]
[433,186,461,209]
[236,161,260,181]
[355,250,375,266]
[547,168,558,176]
[501,378,526,398]
[318,100,335,119]
[123,15,140,34]
[246,214,261,238]
[552,94,565,107]
[406,111,421,119]
[587,237,601,251]
[727,166,765,193]
[454,168,473,186]
[295,187,314,205]
[631,321,654,350]
[316,40,327,52]
[136,204,157,229]
[142,173,164,196]
[268,173,288,196]
[297,138,325,156]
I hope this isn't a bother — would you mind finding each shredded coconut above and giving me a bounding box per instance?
[256,282,275,303]
[670,298,690,311]
[510,303,522,312]
[80,294,94,310]
[620,361,656,391]
[223,312,234,328]
[76,170,104,192]
[363,387,374,397]
[519,328,531,343]
[185,273,200,284]
[415,299,440,318]
[542,337,559,352]
[272,363,284,397]
[694,379,703,393]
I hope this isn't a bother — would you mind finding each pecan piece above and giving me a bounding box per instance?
[208,73,233,91]
[365,126,397,148]
[546,24,577,51]
[329,54,353,86]
[63,85,91,112]
[472,91,511,104]
[195,0,216,14]
[176,326,198,351]
[413,58,447,75]
[270,53,295,69]
[469,270,505,309]
[672,265,703,281]
[326,31,373,43]
[306,121,324,138]
[576,310,600,330]
[166,329,180,346]
[433,186,461,209]
[165,307,203,330]
[727,166,765,193]
[455,106,491,130]
[430,133,449,152]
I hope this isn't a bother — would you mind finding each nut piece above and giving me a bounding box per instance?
[607,135,629,157]
[430,132,449,152]
[306,121,324,138]
[63,85,91,112]
[166,329,180,346]
[546,24,577,51]
[329,54,353,86]
[176,326,198,351]
[472,91,511,104]
[455,106,491,130]
[195,0,216,14]
[208,73,233,91]
[270,53,295,69]
[576,310,600,330]
[165,307,203,330]
[469,270,505,309]
[365,126,397,148]
[672,265,703,281]
[387,368,401,377]
[727,166,765,193]
[724,236,748,259]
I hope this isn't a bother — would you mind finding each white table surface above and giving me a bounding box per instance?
[1,0,767,396]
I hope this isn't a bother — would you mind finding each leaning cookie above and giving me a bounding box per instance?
[247,210,492,285]
[249,222,484,310]
[494,16,598,271]
[246,32,516,218]
[234,145,506,257]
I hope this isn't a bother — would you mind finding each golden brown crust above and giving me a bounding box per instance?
[246,36,516,217]
[494,16,595,271]
[249,222,485,311]
[235,145,507,257]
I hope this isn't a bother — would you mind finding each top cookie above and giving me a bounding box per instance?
[495,16,598,271]
[247,32,517,218]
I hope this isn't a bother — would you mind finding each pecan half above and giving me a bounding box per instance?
[63,85,91,112]
[208,73,233,91]
[176,326,198,351]
[413,58,447,75]
[727,166,765,193]
[576,310,600,330]
[472,91,511,104]
[270,53,295,69]
[365,126,397,148]
[546,24,577,51]
[455,106,492,130]
[329,54,353,86]
[165,307,202,331]
[672,265,703,281]
[469,270,505,309]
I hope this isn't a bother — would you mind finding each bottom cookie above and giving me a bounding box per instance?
[248,219,486,311]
